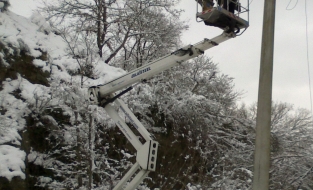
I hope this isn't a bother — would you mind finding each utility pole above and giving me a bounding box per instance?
[252,0,276,189]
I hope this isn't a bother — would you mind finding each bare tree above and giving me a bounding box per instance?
[118,1,187,70]
[243,102,313,189]
[41,0,182,63]
[57,26,96,87]
[269,103,313,189]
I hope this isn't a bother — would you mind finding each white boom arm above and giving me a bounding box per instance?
[88,32,235,104]
[88,32,235,190]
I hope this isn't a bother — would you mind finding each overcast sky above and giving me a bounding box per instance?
[178,0,313,110]
[9,0,313,110]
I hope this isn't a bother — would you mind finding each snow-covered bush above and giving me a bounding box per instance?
[0,0,10,12]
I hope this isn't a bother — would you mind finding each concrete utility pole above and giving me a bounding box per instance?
[252,0,276,189]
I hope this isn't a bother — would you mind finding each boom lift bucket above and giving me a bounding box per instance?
[196,0,249,34]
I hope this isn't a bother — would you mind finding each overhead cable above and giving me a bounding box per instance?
[286,0,299,10]
[304,0,313,121]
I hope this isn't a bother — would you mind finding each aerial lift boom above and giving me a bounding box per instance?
[89,33,235,105]
[88,1,249,189]
[88,32,235,190]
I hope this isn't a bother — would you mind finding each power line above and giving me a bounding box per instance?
[304,0,313,120]
[286,0,299,10]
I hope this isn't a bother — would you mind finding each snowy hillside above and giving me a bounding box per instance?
[0,10,125,183]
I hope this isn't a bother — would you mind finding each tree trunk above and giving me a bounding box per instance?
[88,114,94,190]
[75,112,83,188]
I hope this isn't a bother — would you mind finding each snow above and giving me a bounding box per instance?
[0,145,26,181]
[33,58,46,67]
[30,11,51,34]
[27,151,48,166]
[37,176,52,183]
[0,9,126,181]
[121,150,134,159]
[186,183,202,190]
[0,79,29,133]
[0,127,21,146]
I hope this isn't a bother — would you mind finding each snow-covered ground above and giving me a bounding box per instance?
[0,9,125,181]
